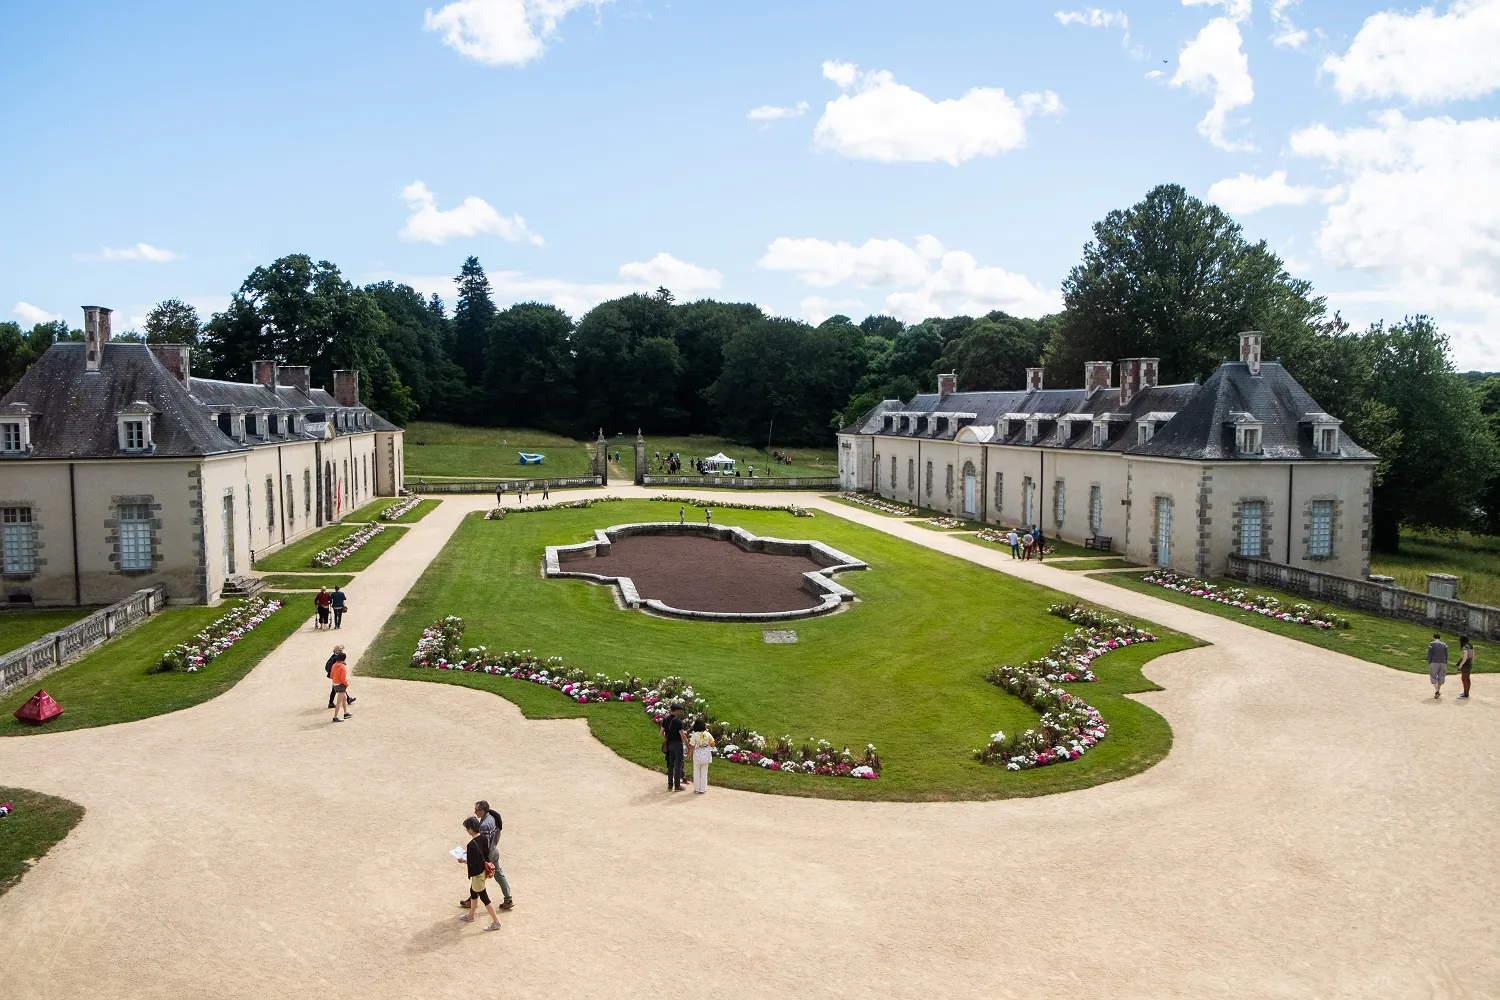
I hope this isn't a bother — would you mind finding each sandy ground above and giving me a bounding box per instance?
[0,489,1495,1000]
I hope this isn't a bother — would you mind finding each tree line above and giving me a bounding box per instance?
[1,183,1496,550]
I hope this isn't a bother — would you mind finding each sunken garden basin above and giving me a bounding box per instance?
[544,522,867,621]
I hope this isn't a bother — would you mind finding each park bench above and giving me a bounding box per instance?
[1084,535,1113,551]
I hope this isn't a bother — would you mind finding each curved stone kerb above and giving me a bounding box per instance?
[543,522,867,621]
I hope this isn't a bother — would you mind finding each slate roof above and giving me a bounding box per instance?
[0,342,400,460]
[843,360,1375,462]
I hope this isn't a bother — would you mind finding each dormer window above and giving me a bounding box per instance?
[1024,419,1038,444]
[936,416,949,435]
[899,416,910,432]
[117,402,156,452]
[1238,425,1262,455]
[1137,422,1153,445]
[916,415,928,433]
[1318,427,1336,454]
[1091,421,1106,448]
[1,422,22,452]
[883,415,893,432]
[246,413,260,438]
[269,414,280,436]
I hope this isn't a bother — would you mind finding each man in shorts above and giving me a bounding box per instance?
[329,655,352,722]
[457,816,501,931]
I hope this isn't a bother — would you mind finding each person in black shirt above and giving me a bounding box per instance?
[330,586,347,629]
[457,816,501,931]
[661,704,686,791]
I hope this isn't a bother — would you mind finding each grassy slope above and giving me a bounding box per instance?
[342,498,441,524]
[258,574,355,591]
[822,495,916,518]
[253,524,408,572]
[1372,529,1500,609]
[0,787,85,895]
[404,422,594,479]
[633,435,837,479]
[0,608,94,656]
[363,501,1196,801]
[0,593,308,735]
[1096,572,1500,674]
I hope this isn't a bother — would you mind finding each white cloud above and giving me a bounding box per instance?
[74,242,180,263]
[616,252,722,293]
[1322,0,1500,103]
[423,0,606,66]
[1171,17,1254,151]
[1207,170,1337,214]
[1269,0,1309,49]
[1183,0,1251,23]
[399,180,543,245]
[799,296,869,326]
[1291,111,1500,364]
[13,302,62,326]
[1054,8,1140,53]
[813,61,1062,166]
[748,102,809,121]
[370,251,720,318]
[760,235,1060,321]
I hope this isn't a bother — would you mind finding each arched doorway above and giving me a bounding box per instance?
[961,461,977,517]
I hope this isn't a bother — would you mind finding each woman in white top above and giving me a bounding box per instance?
[687,718,716,794]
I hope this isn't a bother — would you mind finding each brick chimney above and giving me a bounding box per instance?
[149,343,192,387]
[278,365,310,397]
[252,360,278,389]
[1084,361,1112,393]
[937,372,957,395]
[333,369,360,407]
[1025,367,1044,392]
[1118,358,1159,406]
[82,306,112,372]
[1239,330,1263,375]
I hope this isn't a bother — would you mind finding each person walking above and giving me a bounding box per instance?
[330,585,347,630]
[329,654,352,721]
[456,816,502,931]
[495,483,503,506]
[1457,635,1474,700]
[679,505,685,524]
[1034,527,1046,562]
[459,801,514,911]
[1007,528,1020,559]
[1428,633,1448,699]
[325,647,355,709]
[661,704,686,791]
[704,508,713,527]
[1021,532,1034,561]
[542,483,549,501]
[314,587,332,630]
[687,719,716,794]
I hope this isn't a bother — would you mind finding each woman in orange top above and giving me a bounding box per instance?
[329,657,352,722]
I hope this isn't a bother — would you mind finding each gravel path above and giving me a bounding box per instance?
[0,489,1494,999]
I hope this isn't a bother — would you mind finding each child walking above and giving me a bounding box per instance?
[457,816,502,931]
[687,718,716,793]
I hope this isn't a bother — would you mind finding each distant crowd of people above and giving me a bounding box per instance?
[1004,526,1052,561]
[494,481,550,504]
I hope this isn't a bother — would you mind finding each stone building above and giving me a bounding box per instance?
[837,331,1378,578]
[0,307,405,606]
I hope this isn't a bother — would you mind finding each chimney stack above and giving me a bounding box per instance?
[82,306,112,372]
[1084,361,1112,393]
[252,360,278,389]
[937,372,957,396]
[1118,358,1159,406]
[333,369,360,407]
[278,365,310,397]
[1239,330,1263,375]
[1025,367,1044,392]
[149,343,192,387]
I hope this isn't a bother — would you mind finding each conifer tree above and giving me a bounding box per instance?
[451,256,496,385]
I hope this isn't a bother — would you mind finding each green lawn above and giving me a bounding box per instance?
[1055,558,1139,571]
[343,498,441,524]
[363,501,1195,801]
[1095,572,1500,674]
[257,574,354,591]
[0,593,309,735]
[253,523,408,572]
[1372,529,1500,609]
[960,531,1094,558]
[632,435,837,479]
[0,608,95,656]
[822,494,917,518]
[0,787,85,895]
[913,514,988,532]
[404,422,595,479]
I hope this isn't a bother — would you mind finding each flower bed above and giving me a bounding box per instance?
[312,522,385,567]
[410,616,880,779]
[152,596,285,672]
[924,517,963,529]
[837,492,916,517]
[650,496,813,517]
[379,497,421,521]
[1141,569,1351,629]
[972,602,1156,771]
[485,497,623,520]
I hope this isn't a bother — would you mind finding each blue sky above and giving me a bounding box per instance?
[3,0,1498,366]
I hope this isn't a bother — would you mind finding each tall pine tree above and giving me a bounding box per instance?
[451,256,496,387]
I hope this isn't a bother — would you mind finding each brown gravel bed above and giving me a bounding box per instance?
[589,534,823,612]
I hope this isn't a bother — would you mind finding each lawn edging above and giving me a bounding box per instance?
[0,787,85,895]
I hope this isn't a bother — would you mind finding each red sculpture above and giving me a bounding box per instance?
[14,689,63,723]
